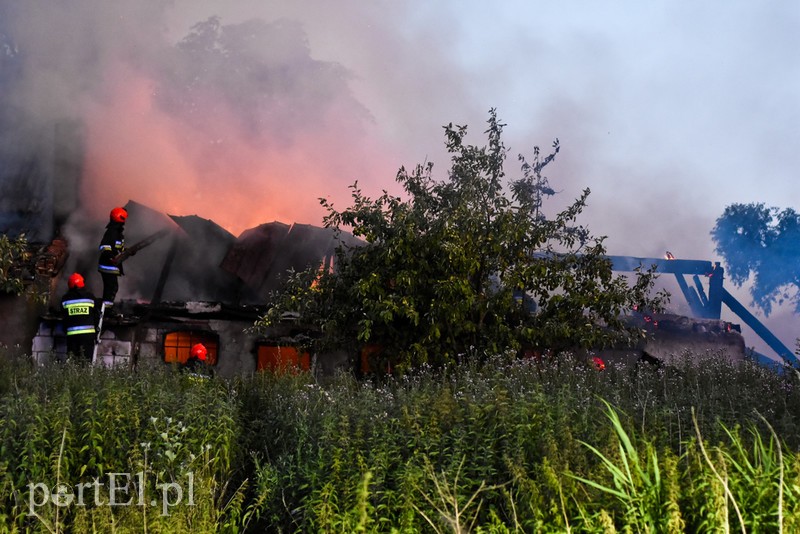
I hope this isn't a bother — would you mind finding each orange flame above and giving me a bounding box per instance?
[80,64,399,235]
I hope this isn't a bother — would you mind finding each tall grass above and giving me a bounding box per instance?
[0,351,799,531]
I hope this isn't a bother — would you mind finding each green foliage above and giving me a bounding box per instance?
[711,202,800,315]
[0,362,257,533]
[2,354,800,531]
[0,233,29,296]
[255,111,667,371]
[568,399,685,533]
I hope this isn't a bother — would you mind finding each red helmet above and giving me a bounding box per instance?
[190,343,208,361]
[68,272,85,289]
[110,207,128,223]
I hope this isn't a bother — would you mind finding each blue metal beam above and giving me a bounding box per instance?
[721,288,797,366]
[692,274,709,307]
[673,273,707,317]
[606,254,793,365]
[605,256,714,275]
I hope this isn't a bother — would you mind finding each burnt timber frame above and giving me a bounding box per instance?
[606,256,797,366]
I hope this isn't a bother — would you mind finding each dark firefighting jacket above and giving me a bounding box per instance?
[182,356,211,375]
[98,221,125,276]
[61,286,98,337]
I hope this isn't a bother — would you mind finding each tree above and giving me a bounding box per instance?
[711,202,800,315]
[0,232,29,296]
[157,16,365,148]
[254,111,667,372]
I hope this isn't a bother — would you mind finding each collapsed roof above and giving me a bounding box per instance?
[60,200,361,306]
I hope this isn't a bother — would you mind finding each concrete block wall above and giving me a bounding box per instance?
[29,316,356,377]
[95,330,132,368]
[208,319,259,377]
[135,333,163,370]
[31,321,65,364]
[31,321,133,368]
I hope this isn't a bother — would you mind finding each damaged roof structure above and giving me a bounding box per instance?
[0,117,779,375]
[1,166,362,375]
[33,200,362,376]
[64,199,361,307]
[0,116,357,376]
[59,201,359,375]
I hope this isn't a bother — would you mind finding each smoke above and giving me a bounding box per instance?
[1,1,798,356]
[0,0,399,236]
[3,0,712,247]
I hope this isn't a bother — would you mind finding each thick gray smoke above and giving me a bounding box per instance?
[1,1,798,357]
[0,0,390,236]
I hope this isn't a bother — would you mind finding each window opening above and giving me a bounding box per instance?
[256,344,310,372]
[163,331,218,365]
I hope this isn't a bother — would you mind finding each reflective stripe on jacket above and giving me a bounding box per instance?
[61,287,98,336]
[98,222,125,276]
[63,298,95,316]
[67,325,96,336]
[98,262,121,274]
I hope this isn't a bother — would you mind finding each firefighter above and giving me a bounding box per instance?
[98,206,127,311]
[182,343,212,378]
[60,272,98,363]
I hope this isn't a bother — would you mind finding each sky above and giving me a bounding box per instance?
[1,1,798,357]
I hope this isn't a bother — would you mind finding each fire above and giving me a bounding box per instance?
[79,63,399,235]
[310,256,334,289]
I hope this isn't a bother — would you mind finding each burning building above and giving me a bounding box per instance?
[0,120,361,375]
[0,167,776,375]
[21,200,362,377]
[0,121,785,375]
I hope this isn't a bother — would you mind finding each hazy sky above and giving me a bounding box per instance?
[2,1,798,357]
[163,0,798,259]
